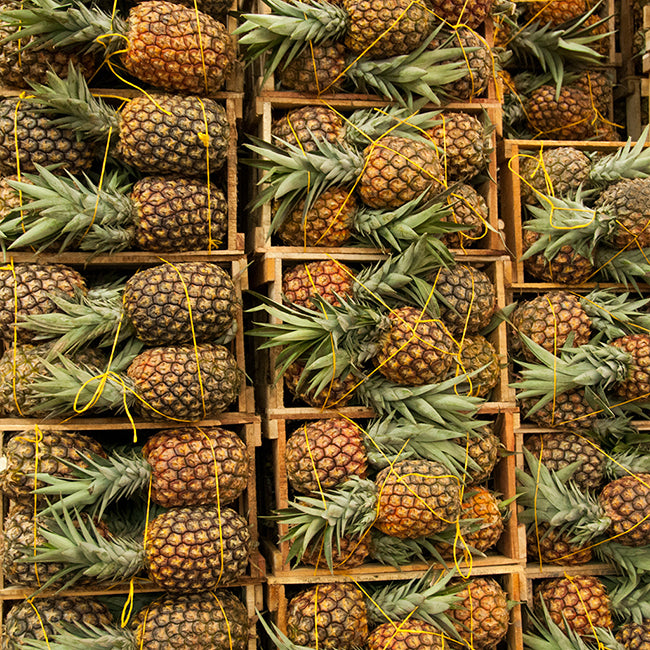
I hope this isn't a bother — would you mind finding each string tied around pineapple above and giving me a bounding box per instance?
[26,598,52,649]
[210,592,236,650]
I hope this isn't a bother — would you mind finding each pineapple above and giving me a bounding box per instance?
[284,570,461,648]
[0,97,94,175]
[2,0,235,94]
[0,428,106,503]
[27,65,230,176]
[34,427,250,515]
[526,521,593,565]
[520,387,599,430]
[448,577,510,649]
[535,576,613,637]
[5,596,113,650]
[1,167,228,254]
[457,424,500,485]
[17,261,240,353]
[301,533,371,569]
[367,619,447,649]
[426,112,493,182]
[454,334,500,398]
[282,259,355,308]
[13,591,250,650]
[511,291,592,362]
[0,0,97,88]
[0,263,86,344]
[22,504,251,591]
[518,448,650,549]
[525,0,589,26]
[279,41,348,93]
[425,0,494,28]
[441,184,490,249]
[0,341,242,421]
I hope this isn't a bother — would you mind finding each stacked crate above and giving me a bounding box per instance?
[499,113,650,642]
[0,1,265,646]
[244,9,528,644]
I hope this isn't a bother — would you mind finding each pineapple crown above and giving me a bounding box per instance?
[276,475,379,571]
[23,338,143,418]
[588,125,650,187]
[594,247,650,288]
[17,620,134,650]
[16,282,135,358]
[523,599,616,650]
[514,334,630,418]
[21,506,144,593]
[0,0,128,56]
[34,447,151,519]
[26,63,120,144]
[595,541,650,579]
[364,413,490,474]
[2,165,136,255]
[580,289,650,340]
[604,574,650,622]
[235,0,349,81]
[517,447,610,545]
[498,4,609,95]
[257,612,317,650]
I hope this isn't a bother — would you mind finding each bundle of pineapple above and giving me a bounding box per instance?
[260,568,511,650]
[0,424,254,594]
[5,590,253,649]
[236,0,497,103]
[0,0,236,94]
[251,239,503,421]
[0,260,245,421]
[271,413,510,572]
[250,105,493,250]
[510,287,650,429]
[254,104,496,251]
[511,129,650,285]
[524,574,650,650]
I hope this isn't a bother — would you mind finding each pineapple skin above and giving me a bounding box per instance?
[271,106,345,153]
[116,94,230,176]
[122,261,239,346]
[143,426,250,507]
[287,582,369,649]
[285,418,368,494]
[131,591,250,650]
[144,505,251,590]
[455,334,499,398]
[282,259,355,308]
[131,176,228,252]
[123,0,235,95]
[599,473,650,546]
[367,619,445,649]
[0,98,95,175]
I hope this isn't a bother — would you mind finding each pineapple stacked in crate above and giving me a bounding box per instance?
[239,0,526,636]
[499,95,650,647]
[494,0,620,140]
[0,2,264,647]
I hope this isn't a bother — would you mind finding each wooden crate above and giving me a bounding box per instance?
[248,9,500,104]
[248,100,504,255]
[0,419,264,586]
[0,91,245,252]
[260,408,524,577]
[250,251,515,418]
[0,584,263,650]
[264,565,525,650]
[0,252,255,417]
[498,138,641,289]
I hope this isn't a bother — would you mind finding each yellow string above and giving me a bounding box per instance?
[26,599,51,649]
[120,577,136,627]
[195,98,214,251]
[210,592,235,650]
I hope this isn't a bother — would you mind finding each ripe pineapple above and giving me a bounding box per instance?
[596,179,650,249]
[5,596,113,650]
[28,66,230,176]
[535,576,613,636]
[441,184,489,249]
[0,0,97,88]
[0,428,106,503]
[426,112,492,182]
[0,97,95,175]
[521,387,598,430]
[14,591,250,650]
[525,0,588,26]
[283,359,357,408]
[24,504,251,591]
[610,334,650,400]
[285,570,461,648]
[526,521,593,565]
[512,291,592,362]
[375,305,455,386]
[301,533,371,569]
[271,105,345,152]
[3,0,235,94]
[0,263,86,345]
[279,41,348,93]
[19,261,239,353]
[367,620,446,649]
[448,577,510,649]
[2,168,228,253]
[35,427,250,515]
[0,341,242,421]
[426,0,494,28]
[457,424,500,485]
[282,259,355,308]
[617,621,650,650]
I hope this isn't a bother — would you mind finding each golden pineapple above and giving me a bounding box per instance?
[600,473,650,546]
[282,259,355,308]
[521,387,598,430]
[457,424,500,485]
[526,522,593,565]
[279,41,348,93]
[375,305,456,386]
[284,360,356,409]
[301,534,371,569]
[367,620,445,649]
[442,184,489,248]
[526,0,589,25]
[455,334,499,398]
[425,0,494,29]
[271,106,345,153]
[610,334,650,400]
